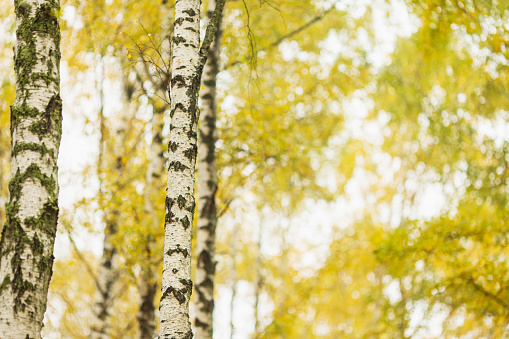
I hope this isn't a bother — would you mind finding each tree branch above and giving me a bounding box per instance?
[200,0,228,65]
[224,3,337,69]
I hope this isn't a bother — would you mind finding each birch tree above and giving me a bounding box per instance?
[90,57,127,339]
[159,0,225,337]
[0,0,62,337]
[194,1,222,337]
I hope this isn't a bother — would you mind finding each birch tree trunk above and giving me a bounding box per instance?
[159,1,201,336]
[0,0,62,337]
[253,216,263,338]
[194,1,222,337]
[159,0,225,336]
[137,100,166,339]
[90,59,126,339]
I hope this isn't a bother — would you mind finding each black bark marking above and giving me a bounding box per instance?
[160,279,192,305]
[170,103,186,118]
[198,250,215,275]
[168,161,188,172]
[183,145,197,162]
[166,246,189,258]
[177,195,186,209]
[168,141,178,153]
[165,211,175,224]
[186,199,195,213]
[171,75,186,88]
[181,216,190,229]
[173,36,186,45]
[195,317,209,329]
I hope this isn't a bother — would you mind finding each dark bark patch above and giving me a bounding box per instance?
[165,196,174,211]
[181,216,190,229]
[182,9,196,16]
[169,161,188,172]
[170,103,186,118]
[183,145,197,162]
[174,17,184,26]
[165,211,175,225]
[173,36,186,45]
[195,317,209,329]
[171,75,186,88]
[168,141,178,153]
[166,246,189,258]
[201,93,213,101]
[160,279,192,305]
[177,195,186,209]
[198,250,215,275]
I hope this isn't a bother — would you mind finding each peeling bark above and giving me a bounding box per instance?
[0,0,62,337]
[194,1,222,338]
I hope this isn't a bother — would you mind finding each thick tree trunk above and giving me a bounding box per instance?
[194,1,222,338]
[159,1,201,337]
[137,101,166,339]
[0,0,62,337]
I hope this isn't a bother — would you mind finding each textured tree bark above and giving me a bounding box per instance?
[0,0,62,337]
[194,1,222,338]
[159,0,225,336]
[159,1,201,337]
[137,101,166,339]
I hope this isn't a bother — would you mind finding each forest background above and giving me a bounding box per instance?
[1,0,509,338]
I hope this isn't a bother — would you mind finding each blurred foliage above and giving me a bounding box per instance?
[1,0,509,338]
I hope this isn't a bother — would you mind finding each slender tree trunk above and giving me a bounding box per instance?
[253,216,263,338]
[0,0,62,337]
[90,219,119,339]
[159,0,225,336]
[90,58,125,339]
[0,154,5,231]
[194,2,222,338]
[159,1,201,336]
[137,100,166,339]
[229,224,238,339]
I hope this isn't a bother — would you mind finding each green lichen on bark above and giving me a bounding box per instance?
[14,0,61,96]
[0,162,59,312]
[0,1,62,333]
[0,164,58,312]
[12,142,55,159]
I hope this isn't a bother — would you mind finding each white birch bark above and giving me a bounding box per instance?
[137,100,166,339]
[0,0,62,337]
[159,0,226,337]
[159,0,201,336]
[194,1,222,337]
